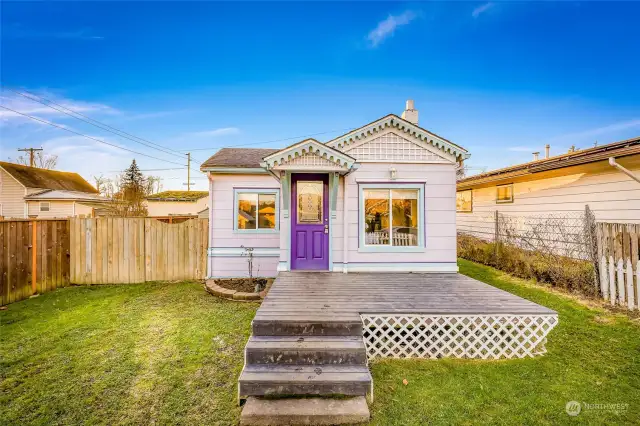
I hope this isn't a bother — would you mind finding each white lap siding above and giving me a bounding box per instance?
[208,173,281,278]
[0,168,26,218]
[335,162,458,272]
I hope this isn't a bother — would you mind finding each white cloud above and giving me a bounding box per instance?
[367,10,417,48]
[0,90,118,127]
[472,2,495,18]
[185,127,240,137]
[545,119,640,145]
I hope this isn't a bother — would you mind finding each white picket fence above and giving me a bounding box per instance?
[596,223,640,310]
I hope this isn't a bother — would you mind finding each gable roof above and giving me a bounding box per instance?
[200,148,278,170]
[457,136,640,188]
[0,161,98,193]
[326,114,469,160]
[261,138,357,170]
[146,190,209,202]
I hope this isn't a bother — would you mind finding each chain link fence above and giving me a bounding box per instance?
[458,206,599,296]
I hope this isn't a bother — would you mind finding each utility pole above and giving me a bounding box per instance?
[186,153,191,192]
[17,147,43,167]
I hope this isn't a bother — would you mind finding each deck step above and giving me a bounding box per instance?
[240,396,370,426]
[245,336,367,366]
[252,317,362,337]
[239,365,371,397]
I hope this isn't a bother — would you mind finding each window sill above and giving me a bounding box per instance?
[232,229,279,234]
[358,246,425,253]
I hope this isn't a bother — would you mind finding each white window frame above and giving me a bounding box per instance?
[358,183,425,253]
[40,201,50,212]
[496,184,514,204]
[233,188,280,233]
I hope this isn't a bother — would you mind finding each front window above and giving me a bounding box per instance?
[364,188,419,247]
[235,190,279,231]
[40,202,50,212]
[496,184,514,204]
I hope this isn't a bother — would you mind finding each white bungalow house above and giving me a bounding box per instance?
[200,101,470,278]
[0,161,109,219]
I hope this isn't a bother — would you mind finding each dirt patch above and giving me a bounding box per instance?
[215,278,268,293]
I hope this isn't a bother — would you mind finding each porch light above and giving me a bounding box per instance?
[389,167,397,180]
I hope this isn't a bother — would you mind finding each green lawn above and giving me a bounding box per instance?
[1,261,639,425]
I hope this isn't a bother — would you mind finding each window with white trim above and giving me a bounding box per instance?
[234,189,279,232]
[360,184,424,251]
[496,184,514,204]
[40,201,50,212]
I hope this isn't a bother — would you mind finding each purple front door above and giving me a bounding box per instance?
[291,173,329,270]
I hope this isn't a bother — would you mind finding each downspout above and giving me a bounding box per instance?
[609,157,640,184]
[341,164,359,274]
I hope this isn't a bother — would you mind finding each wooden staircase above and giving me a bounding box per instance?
[239,317,371,425]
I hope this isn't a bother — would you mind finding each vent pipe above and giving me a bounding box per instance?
[545,144,550,159]
[532,152,540,161]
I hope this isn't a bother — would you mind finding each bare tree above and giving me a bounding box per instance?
[12,152,58,169]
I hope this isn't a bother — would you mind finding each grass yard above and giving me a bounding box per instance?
[1,261,639,425]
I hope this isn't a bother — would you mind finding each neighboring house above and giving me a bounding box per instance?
[144,191,209,217]
[200,100,470,278]
[0,161,109,219]
[456,137,640,228]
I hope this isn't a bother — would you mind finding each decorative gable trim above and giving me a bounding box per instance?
[326,114,469,160]
[261,138,357,170]
[343,130,453,163]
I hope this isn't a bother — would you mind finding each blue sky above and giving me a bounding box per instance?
[1,1,639,190]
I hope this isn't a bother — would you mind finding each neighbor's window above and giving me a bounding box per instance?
[364,188,419,247]
[456,190,472,212]
[496,184,514,204]
[236,191,278,231]
[40,202,50,212]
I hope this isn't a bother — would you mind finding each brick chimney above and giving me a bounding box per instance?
[401,100,418,125]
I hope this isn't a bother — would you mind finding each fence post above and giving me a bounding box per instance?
[31,220,37,294]
[584,205,600,291]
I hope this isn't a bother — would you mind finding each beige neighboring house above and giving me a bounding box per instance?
[0,161,109,219]
[144,191,209,217]
[456,136,640,225]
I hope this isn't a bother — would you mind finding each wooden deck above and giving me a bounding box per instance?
[257,272,556,322]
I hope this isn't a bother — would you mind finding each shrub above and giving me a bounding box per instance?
[458,234,597,297]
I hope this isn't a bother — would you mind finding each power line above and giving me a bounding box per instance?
[182,127,357,152]
[0,105,188,167]
[2,86,201,162]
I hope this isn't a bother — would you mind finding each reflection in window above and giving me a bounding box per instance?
[364,189,418,246]
[456,190,472,212]
[258,194,276,229]
[496,184,514,204]
[237,192,277,230]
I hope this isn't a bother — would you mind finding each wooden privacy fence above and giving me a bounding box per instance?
[70,218,208,284]
[597,222,640,310]
[0,220,70,305]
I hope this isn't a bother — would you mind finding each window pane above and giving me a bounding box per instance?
[497,185,513,202]
[456,190,472,212]
[258,194,276,229]
[297,181,323,224]
[237,193,257,229]
[364,189,390,245]
[391,190,418,246]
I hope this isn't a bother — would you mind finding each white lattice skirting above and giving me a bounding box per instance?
[361,314,558,360]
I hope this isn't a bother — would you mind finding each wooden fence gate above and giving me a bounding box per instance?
[0,220,70,305]
[597,222,640,310]
[70,218,208,284]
